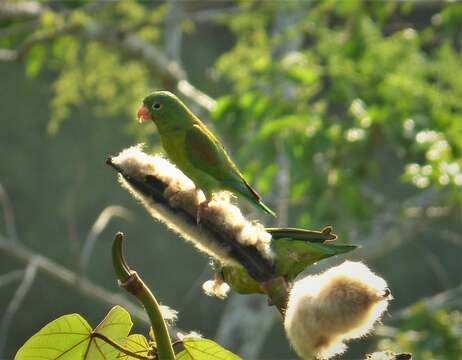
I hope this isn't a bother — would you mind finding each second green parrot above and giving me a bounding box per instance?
[137,91,275,217]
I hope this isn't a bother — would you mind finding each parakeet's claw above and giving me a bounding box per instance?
[197,200,210,224]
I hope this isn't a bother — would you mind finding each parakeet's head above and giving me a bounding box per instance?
[137,91,190,124]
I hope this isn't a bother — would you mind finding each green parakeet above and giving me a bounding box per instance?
[221,226,357,295]
[137,91,276,217]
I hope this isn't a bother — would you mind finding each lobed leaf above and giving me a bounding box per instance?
[15,306,133,360]
[15,313,92,360]
[176,338,241,360]
[88,305,133,359]
[222,231,357,295]
[118,334,150,359]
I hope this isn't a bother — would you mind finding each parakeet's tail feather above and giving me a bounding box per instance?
[241,177,262,201]
[255,199,277,217]
[224,178,276,217]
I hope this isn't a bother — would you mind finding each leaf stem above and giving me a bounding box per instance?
[91,332,152,360]
[112,232,176,360]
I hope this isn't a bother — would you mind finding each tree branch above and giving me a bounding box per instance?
[0,1,215,112]
[0,184,19,243]
[0,1,42,21]
[393,281,462,321]
[0,258,38,357]
[0,269,24,288]
[354,189,440,261]
[79,205,132,276]
[0,234,162,325]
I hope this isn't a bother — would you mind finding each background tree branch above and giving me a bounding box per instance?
[0,234,155,325]
[0,1,215,111]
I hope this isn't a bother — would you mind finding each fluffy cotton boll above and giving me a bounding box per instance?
[237,222,273,257]
[112,146,235,264]
[284,261,391,360]
[203,193,274,261]
[160,305,178,323]
[109,146,274,275]
[176,331,203,340]
[202,279,231,299]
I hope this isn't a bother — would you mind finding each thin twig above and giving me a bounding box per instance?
[216,294,277,358]
[164,0,183,65]
[418,244,451,289]
[0,184,19,243]
[0,19,39,38]
[0,269,25,288]
[275,138,289,227]
[79,205,132,276]
[0,48,19,61]
[0,234,156,325]
[91,332,153,360]
[189,6,241,22]
[355,189,440,261]
[393,281,462,321]
[0,258,39,356]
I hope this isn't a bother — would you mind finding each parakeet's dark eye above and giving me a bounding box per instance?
[152,103,162,110]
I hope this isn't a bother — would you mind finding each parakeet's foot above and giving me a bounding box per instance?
[197,200,210,224]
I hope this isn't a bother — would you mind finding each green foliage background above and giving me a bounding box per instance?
[1,1,461,359]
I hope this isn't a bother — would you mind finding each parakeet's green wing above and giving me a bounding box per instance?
[185,124,275,216]
[185,124,234,178]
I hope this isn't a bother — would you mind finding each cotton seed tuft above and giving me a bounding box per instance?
[109,146,274,277]
[284,261,391,360]
[202,278,231,299]
[176,331,203,341]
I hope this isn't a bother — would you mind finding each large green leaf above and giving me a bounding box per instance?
[176,338,241,360]
[222,231,357,295]
[88,305,133,359]
[118,334,150,359]
[256,115,305,138]
[15,306,133,360]
[15,313,92,360]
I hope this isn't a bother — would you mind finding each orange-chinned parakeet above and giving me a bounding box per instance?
[137,91,276,217]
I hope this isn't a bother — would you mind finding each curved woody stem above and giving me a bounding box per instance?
[112,232,175,360]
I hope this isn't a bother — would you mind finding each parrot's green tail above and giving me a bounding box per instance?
[255,199,276,217]
[224,178,277,217]
[241,189,276,217]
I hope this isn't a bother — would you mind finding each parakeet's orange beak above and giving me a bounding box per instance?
[137,105,151,123]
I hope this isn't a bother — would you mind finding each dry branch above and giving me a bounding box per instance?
[0,259,38,356]
[0,234,158,325]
